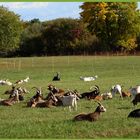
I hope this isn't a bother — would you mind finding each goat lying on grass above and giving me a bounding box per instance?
[29,93,58,108]
[101,92,112,100]
[52,72,60,81]
[80,85,100,100]
[128,109,140,118]
[80,75,98,82]
[0,79,12,86]
[73,102,106,122]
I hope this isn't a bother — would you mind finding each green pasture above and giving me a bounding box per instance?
[0,56,140,138]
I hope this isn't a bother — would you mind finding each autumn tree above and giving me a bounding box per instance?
[0,6,23,56]
[80,2,140,52]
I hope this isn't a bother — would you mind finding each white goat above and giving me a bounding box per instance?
[129,85,140,100]
[59,93,79,111]
[0,79,12,86]
[111,84,123,99]
[23,76,30,82]
[101,92,112,100]
[80,75,98,82]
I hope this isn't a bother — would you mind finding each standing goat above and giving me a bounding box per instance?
[73,102,106,122]
[111,84,123,99]
[58,91,79,111]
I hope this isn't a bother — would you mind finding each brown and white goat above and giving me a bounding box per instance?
[28,92,58,108]
[73,102,106,122]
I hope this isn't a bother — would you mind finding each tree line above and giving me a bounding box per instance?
[0,2,140,57]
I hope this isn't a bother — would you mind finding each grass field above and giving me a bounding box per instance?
[0,56,140,138]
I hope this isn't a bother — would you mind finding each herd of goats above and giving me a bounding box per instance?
[0,72,140,122]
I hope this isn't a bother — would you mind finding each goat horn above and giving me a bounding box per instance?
[90,85,99,91]
[95,101,102,106]
[32,87,40,91]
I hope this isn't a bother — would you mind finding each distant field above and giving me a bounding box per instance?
[0,56,140,138]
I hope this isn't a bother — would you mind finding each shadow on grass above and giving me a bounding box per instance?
[117,106,131,110]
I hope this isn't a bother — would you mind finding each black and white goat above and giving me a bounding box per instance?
[52,72,60,81]
[80,85,100,100]
[129,85,140,100]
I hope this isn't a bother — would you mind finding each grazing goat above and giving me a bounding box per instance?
[52,72,60,81]
[80,75,98,82]
[128,109,140,118]
[101,92,112,100]
[73,102,106,122]
[132,93,140,106]
[129,85,140,100]
[0,79,12,86]
[111,84,123,99]
[58,92,79,111]
[80,85,100,100]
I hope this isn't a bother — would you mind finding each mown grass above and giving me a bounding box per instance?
[0,56,140,138]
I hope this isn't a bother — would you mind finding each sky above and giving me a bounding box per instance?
[0,2,139,22]
[0,2,83,21]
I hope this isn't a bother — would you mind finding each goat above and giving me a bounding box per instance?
[80,75,98,82]
[31,87,44,102]
[132,93,140,106]
[28,92,58,108]
[128,109,140,118]
[73,102,106,122]
[101,92,112,100]
[0,91,21,106]
[0,79,12,86]
[129,85,140,100]
[48,84,65,94]
[57,92,79,111]
[122,91,131,98]
[80,85,100,100]
[15,76,30,85]
[52,72,60,81]
[111,84,123,99]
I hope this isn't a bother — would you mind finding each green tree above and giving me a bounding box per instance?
[0,6,23,56]
[42,18,99,55]
[20,21,44,56]
[80,2,140,52]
